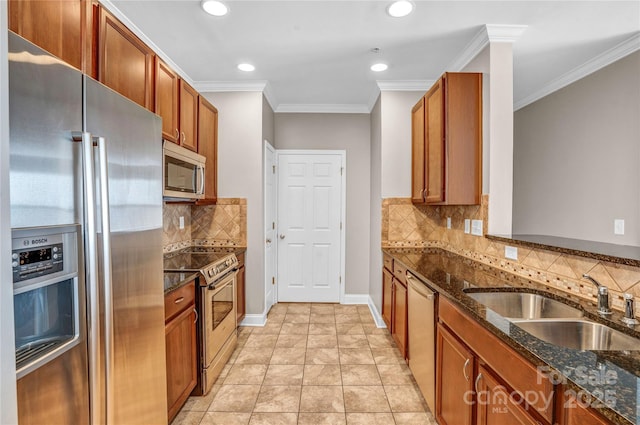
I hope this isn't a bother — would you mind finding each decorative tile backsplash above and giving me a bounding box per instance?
[382,196,640,317]
[163,198,247,253]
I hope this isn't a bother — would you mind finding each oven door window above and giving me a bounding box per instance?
[14,277,79,372]
[165,155,197,194]
[212,281,234,330]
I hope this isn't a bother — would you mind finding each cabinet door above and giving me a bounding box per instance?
[392,279,408,358]
[562,396,610,425]
[382,268,393,330]
[155,58,179,143]
[476,365,541,425]
[411,97,426,203]
[97,7,154,110]
[179,81,199,152]
[196,96,218,203]
[9,0,89,72]
[166,305,197,422]
[425,79,445,204]
[436,323,474,425]
[236,265,246,324]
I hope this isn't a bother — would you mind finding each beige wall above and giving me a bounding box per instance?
[380,91,424,197]
[274,113,372,297]
[369,95,383,311]
[514,51,640,245]
[203,91,266,316]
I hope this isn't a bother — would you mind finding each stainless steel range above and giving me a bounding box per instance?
[164,249,239,395]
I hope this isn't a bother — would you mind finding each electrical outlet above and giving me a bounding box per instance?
[471,219,483,236]
[446,217,451,229]
[614,219,625,235]
[179,216,185,230]
[464,219,470,234]
[505,246,518,260]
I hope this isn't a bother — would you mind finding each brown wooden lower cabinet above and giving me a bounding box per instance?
[436,297,554,425]
[391,278,408,358]
[560,395,611,425]
[236,265,246,324]
[382,267,393,329]
[165,281,197,422]
[436,323,475,425]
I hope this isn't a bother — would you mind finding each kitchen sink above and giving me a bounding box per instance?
[511,319,640,351]
[465,291,583,319]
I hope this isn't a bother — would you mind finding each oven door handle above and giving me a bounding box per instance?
[207,271,237,291]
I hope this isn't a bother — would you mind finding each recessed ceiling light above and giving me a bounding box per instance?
[201,0,228,16]
[387,0,414,18]
[238,63,255,72]
[371,63,388,72]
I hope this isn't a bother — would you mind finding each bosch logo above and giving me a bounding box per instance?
[31,238,48,244]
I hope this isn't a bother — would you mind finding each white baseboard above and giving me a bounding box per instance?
[239,313,267,327]
[341,294,369,305]
[367,296,387,328]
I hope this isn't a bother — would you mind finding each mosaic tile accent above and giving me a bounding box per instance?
[381,196,640,318]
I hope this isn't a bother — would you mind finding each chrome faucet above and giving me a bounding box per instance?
[622,293,639,326]
[582,274,612,316]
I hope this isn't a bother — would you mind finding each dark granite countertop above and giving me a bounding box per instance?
[487,234,640,267]
[383,247,640,425]
[163,271,199,294]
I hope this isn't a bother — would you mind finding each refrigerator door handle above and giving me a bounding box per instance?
[78,131,102,425]
[95,136,115,425]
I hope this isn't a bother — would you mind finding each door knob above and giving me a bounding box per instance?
[266,238,272,243]
[279,234,286,239]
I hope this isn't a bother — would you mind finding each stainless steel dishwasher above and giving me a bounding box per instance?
[406,271,436,412]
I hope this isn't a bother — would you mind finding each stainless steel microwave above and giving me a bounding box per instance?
[163,141,206,200]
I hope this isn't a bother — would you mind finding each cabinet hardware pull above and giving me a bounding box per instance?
[193,308,198,324]
[463,358,470,381]
[174,297,185,304]
[182,132,186,143]
[175,129,179,140]
[474,373,483,393]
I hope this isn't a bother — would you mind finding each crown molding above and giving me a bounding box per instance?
[275,104,370,114]
[99,0,194,87]
[193,81,269,93]
[376,80,435,91]
[447,24,527,72]
[514,32,640,111]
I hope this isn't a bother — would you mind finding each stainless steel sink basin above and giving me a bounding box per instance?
[512,319,640,351]
[466,291,583,319]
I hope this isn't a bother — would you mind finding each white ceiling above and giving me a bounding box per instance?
[109,0,639,112]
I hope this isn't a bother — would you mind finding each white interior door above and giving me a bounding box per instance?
[264,141,277,313]
[277,152,343,303]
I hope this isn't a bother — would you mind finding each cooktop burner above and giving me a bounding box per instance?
[164,249,238,286]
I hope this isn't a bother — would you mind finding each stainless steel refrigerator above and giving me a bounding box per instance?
[9,32,167,424]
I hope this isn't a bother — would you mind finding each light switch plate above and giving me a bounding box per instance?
[614,219,625,235]
[446,217,451,229]
[471,219,483,236]
[464,219,470,234]
[179,216,185,230]
[505,246,518,260]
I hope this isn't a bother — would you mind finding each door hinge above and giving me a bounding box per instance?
[272,221,275,230]
[340,167,343,176]
[339,276,342,284]
[340,222,342,230]
[272,165,276,174]
[272,276,275,285]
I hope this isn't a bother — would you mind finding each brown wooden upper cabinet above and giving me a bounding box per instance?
[96,6,154,110]
[155,58,180,143]
[179,81,199,152]
[9,0,92,73]
[196,96,218,204]
[411,72,482,205]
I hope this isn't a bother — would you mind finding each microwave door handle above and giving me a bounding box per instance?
[199,165,205,195]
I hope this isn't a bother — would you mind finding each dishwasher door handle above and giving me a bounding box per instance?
[406,272,435,300]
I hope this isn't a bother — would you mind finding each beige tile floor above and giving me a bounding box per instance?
[172,303,437,425]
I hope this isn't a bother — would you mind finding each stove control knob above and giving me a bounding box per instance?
[208,269,214,277]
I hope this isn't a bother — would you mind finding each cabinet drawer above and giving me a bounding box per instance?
[383,254,393,272]
[165,280,195,322]
[393,261,407,285]
[439,297,554,423]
